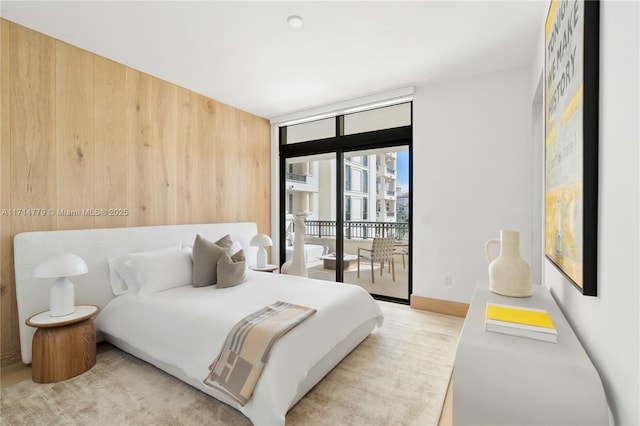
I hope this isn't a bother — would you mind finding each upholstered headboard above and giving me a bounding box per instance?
[13,222,258,364]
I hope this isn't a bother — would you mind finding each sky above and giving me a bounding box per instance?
[396,150,409,193]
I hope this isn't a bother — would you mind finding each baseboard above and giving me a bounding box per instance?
[1,349,22,368]
[410,295,469,318]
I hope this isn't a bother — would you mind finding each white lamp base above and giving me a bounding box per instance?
[256,247,267,268]
[50,277,75,317]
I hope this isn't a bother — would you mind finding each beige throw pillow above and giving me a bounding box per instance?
[216,249,247,289]
[215,234,233,251]
[192,234,233,287]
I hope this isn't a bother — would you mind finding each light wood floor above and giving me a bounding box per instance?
[0,361,31,388]
[440,375,454,426]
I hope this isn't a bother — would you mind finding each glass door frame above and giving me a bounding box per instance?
[279,118,413,304]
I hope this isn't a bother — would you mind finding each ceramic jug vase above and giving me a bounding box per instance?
[485,230,532,297]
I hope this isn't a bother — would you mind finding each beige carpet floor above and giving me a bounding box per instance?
[1,302,463,426]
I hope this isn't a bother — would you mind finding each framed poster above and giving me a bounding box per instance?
[544,0,599,296]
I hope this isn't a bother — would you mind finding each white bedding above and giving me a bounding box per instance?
[96,270,383,425]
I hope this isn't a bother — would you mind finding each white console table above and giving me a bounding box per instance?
[453,283,609,425]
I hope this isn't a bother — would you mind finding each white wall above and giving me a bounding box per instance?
[540,2,640,424]
[412,66,533,303]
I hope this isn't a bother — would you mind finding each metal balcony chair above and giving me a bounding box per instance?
[357,237,396,283]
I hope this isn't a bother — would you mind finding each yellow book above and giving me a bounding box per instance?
[485,303,555,329]
[485,303,557,343]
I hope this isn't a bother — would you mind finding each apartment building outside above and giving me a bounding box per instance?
[285,151,404,228]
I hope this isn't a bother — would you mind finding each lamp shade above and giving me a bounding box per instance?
[33,253,88,278]
[250,234,273,247]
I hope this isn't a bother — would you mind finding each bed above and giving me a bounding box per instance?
[13,222,383,425]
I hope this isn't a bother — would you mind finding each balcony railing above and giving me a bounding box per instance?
[286,173,307,183]
[297,220,409,240]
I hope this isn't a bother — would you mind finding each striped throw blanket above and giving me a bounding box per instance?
[204,301,316,406]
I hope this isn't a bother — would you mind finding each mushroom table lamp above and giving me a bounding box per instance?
[249,234,273,268]
[33,253,88,317]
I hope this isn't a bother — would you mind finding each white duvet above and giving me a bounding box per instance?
[96,270,383,425]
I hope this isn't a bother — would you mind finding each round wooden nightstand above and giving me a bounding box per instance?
[26,305,100,383]
[250,264,279,273]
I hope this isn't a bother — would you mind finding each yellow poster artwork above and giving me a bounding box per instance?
[545,0,585,288]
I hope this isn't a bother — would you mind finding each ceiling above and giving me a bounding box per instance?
[1,1,546,119]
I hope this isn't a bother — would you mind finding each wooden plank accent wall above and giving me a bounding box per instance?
[0,19,271,365]
[56,42,96,230]
[1,18,16,365]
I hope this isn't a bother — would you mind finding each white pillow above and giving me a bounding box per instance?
[181,243,193,258]
[108,245,183,296]
[127,248,193,297]
[228,240,242,256]
[108,254,138,295]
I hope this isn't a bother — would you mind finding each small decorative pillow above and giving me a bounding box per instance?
[127,248,193,297]
[216,249,247,289]
[192,234,234,287]
[215,234,233,251]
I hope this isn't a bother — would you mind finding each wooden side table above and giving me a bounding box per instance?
[26,305,100,383]
[250,264,279,273]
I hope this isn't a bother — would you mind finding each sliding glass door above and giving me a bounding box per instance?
[341,148,409,300]
[284,154,337,283]
[279,102,412,303]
